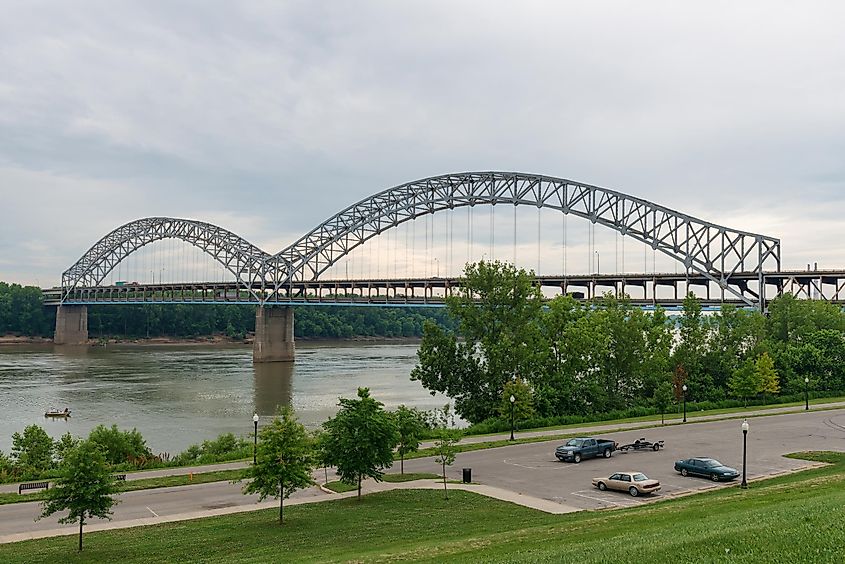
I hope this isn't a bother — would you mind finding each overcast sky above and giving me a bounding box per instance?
[2,1,844,286]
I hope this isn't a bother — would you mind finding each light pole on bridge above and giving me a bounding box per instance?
[594,250,600,275]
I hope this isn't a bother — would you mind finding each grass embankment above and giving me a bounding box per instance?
[0,469,244,506]
[3,452,843,563]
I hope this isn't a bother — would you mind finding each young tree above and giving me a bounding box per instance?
[756,352,780,402]
[241,407,314,524]
[11,424,55,476]
[38,440,120,552]
[322,388,398,498]
[310,428,332,485]
[729,359,761,407]
[653,381,674,425]
[498,377,535,423]
[432,405,461,499]
[394,405,428,475]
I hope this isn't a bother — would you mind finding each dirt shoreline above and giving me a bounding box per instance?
[0,335,422,347]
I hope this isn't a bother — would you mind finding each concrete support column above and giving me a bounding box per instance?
[54,305,89,345]
[253,306,295,363]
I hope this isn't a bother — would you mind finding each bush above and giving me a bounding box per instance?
[87,425,152,466]
[172,433,252,465]
[11,425,55,476]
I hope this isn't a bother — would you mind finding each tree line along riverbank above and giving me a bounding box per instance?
[0,281,456,341]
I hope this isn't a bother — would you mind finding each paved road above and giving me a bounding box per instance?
[403,408,845,510]
[2,408,844,541]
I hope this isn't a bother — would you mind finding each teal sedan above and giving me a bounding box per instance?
[674,458,740,482]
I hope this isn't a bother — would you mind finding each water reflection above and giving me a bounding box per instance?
[253,362,293,416]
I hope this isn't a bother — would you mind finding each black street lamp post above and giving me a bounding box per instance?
[804,377,810,411]
[509,394,516,441]
[741,419,749,489]
[682,384,687,423]
[253,413,259,464]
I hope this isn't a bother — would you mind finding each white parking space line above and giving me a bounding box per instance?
[146,506,159,518]
[570,490,644,507]
[502,458,567,470]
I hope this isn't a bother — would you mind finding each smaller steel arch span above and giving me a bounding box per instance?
[61,217,272,300]
[271,172,781,307]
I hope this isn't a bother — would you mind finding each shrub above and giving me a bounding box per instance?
[11,424,55,475]
[87,425,152,465]
[172,433,252,465]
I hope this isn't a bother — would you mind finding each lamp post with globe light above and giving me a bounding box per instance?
[741,419,749,489]
[509,395,516,441]
[805,377,810,411]
[682,384,688,423]
[252,413,259,464]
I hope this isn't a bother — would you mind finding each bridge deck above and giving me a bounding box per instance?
[44,269,845,307]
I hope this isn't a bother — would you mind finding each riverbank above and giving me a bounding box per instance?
[0,334,423,347]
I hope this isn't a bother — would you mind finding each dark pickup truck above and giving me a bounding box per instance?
[555,437,618,463]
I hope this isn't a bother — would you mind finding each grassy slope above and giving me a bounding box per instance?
[2,452,843,563]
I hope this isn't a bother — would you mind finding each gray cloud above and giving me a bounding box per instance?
[2,1,844,285]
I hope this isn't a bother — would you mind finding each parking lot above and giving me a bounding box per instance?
[404,408,845,510]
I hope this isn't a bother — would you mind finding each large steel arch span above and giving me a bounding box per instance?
[270,171,781,306]
[61,217,274,298]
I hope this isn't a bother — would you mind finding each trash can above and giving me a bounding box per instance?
[462,468,472,483]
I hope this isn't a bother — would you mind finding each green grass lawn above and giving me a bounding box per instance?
[2,452,843,563]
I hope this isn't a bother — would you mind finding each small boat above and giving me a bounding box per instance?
[44,408,71,418]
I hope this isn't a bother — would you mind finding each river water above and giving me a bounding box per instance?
[0,342,449,455]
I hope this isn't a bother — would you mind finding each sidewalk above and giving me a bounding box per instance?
[3,400,843,495]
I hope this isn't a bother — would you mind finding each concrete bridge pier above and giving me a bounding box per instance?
[54,305,89,345]
[253,306,295,363]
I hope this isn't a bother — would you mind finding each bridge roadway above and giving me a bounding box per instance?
[2,406,843,542]
[44,269,845,307]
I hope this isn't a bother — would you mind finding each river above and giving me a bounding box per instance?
[0,342,451,455]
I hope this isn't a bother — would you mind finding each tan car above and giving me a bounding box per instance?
[591,471,661,497]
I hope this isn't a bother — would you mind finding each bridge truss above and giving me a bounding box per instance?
[60,172,782,308]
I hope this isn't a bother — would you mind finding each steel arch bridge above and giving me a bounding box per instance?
[60,171,782,308]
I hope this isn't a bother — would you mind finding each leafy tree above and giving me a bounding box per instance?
[11,425,55,475]
[310,429,332,485]
[38,440,119,552]
[432,405,461,499]
[393,405,428,475]
[756,352,779,401]
[87,425,152,465]
[411,321,488,423]
[653,381,674,424]
[729,359,761,406]
[412,261,544,423]
[241,407,314,524]
[498,377,535,423]
[672,293,712,401]
[55,433,81,465]
[0,450,15,481]
[322,388,398,498]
